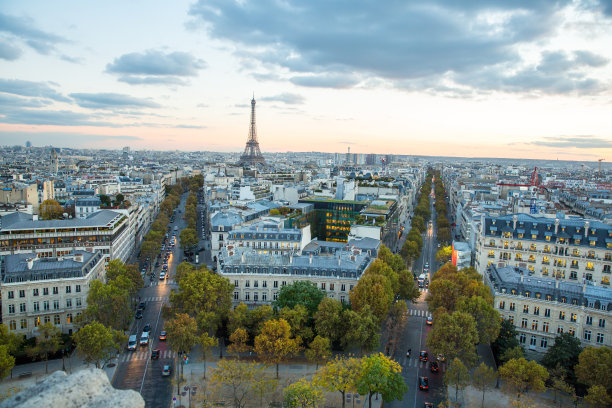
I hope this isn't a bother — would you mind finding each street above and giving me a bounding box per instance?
[112,193,189,408]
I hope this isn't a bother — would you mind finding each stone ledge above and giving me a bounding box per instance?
[0,367,144,408]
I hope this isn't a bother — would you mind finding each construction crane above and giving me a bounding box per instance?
[598,158,605,175]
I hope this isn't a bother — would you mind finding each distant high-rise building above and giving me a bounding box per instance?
[238,96,265,166]
[50,148,58,174]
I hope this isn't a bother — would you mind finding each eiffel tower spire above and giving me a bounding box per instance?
[238,95,265,166]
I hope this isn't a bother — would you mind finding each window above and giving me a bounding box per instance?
[340,295,346,303]
[321,283,326,290]
[19,290,25,298]
[43,301,50,311]
[282,281,287,286]
[44,316,50,324]
[570,313,577,323]
[541,338,548,348]
[19,303,26,313]
[234,280,239,288]
[568,328,575,336]
[599,319,606,328]
[532,320,538,331]
[262,293,267,302]
[53,300,60,310]
[542,322,549,333]
[253,293,258,302]
[341,284,346,292]
[330,283,334,291]
[584,330,591,341]
[66,299,72,308]
[544,308,551,317]
[530,336,537,346]
[66,313,73,324]
[20,319,27,329]
[262,281,267,288]
[533,306,540,315]
[499,301,505,310]
[559,311,565,320]
[233,292,239,300]
[75,285,81,293]
[586,316,593,325]
[34,317,40,327]
[33,301,40,312]
[43,288,49,296]
[76,298,82,307]
[8,304,15,314]
[273,281,278,288]
[509,316,514,324]
[9,320,16,331]
[509,303,516,312]
[273,293,279,301]
[54,315,60,325]
[523,305,529,314]
[254,280,259,288]
[33,288,39,297]
[557,326,564,334]
[519,334,526,344]
[244,292,250,301]
[596,333,604,344]
[53,287,58,295]
[521,318,528,328]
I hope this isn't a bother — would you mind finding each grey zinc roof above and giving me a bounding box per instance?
[211,211,243,227]
[2,250,103,283]
[0,210,124,231]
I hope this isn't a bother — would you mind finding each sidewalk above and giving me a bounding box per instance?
[1,352,120,398]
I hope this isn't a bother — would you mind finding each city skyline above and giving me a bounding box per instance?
[1,1,612,160]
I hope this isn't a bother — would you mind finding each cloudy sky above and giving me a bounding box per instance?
[1,0,611,160]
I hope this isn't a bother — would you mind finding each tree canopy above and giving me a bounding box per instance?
[73,321,125,368]
[274,281,325,316]
[356,353,407,407]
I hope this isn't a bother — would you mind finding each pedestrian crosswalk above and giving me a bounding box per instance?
[140,296,169,303]
[403,358,446,372]
[149,280,176,286]
[120,349,176,362]
[406,309,432,318]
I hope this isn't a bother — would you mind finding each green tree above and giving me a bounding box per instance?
[341,307,380,353]
[284,379,324,408]
[445,358,470,403]
[584,385,612,408]
[541,333,582,384]
[356,353,407,408]
[435,246,452,264]
[115,193,124,204]
[349,272,393,323]
[199,332,218,379]
[548,364,574,405]
[305,336,331,370]
[166,313,199,397]
[174,261,195,283]
[472,362,498,408]
[400,240,419,263]
[575,346,612,394]
[179,228,199,251]
[251,373,278,408]
[28,322,62,373]
[0,323,23,354]
[499,358,549,400]
[492,318,520,362]
[377,245,405,275]
[437,227,451,243]
[140,240,159,272]
[398,270,420,302]
[227,302,250,337]
[427,279,460,312]
[314,298,343,344]
[279,305,314,344]
[99,194,111,207]
[254,318,302,379]
[501,346,524,363]
[85,279,132,330]
[316,356,361,408]
[274,281,325,316]
[0,345,15,379]
[456,296,501,344]
[209,360,261,408]
[39,199,64,220]
[73,321,125,368]
[247,304,275,337]
[411,216,425,233]
[105,259,142,296]
[227,328,251,358]
[427,311,478,366]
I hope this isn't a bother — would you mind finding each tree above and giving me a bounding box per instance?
[437,227,451,243]
[585,385,612,408]
[115,193,124,204]
[284,379,324,408]
[445,358,470,403]
[456,296,501,344]
[227,328,251,358]
[166,313,199,397]
[400,240,419,262]
[501,346,524,363]
[251,373,278,408]
[85,279,132,331]
[105,259,142,296]
[73,321,125,368]
[314,298,343,344]
[27,322,62,374]
[575,346,612,394]
[305,336,331,370]
[179,228,199,251]
[316,357,361,408]
[254,318,302,379]
[140,240,159,272]
[247,305,275,337]
[99,194,111,207]
[175,261,195,283]
[398,269,420,302]
[0,323,23,354]
[341,307,380,353]
[356,353,407,408]
[427,279,460,312]
[227,302,250,337]
[199,332,218,379]
[427,311,478,366]
[472,362,498,408]
[274,281,325,316]
[435,246,452,264]
[39,199,64,220]
[411,216,425,233]
[209,360,261,408]
[0,345,15,379]
[279,305,314,344]
[541,333,582,384]
[548,364,574,405]
[349,272,394,323]
[389,300,407,327]
[498,358,549,400]
[492,318,520,362]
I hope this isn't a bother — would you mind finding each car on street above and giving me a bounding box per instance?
[151,349,160,360]
[140,331,149,346]
[419,350,428,361]
[159,271,166,280]
[143,323,151,332]
[138,301,146,310]
[127,335,137,351]
[135,310,143,319]
[161,365,171,377]
[425,403,434,408]
[159,331,167,341]
[419,377,429,391]
[430,361,439,373]
[437,353,446,362]
[426,316,433,325]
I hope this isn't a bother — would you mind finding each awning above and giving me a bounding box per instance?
[530,230,539,235]
[591,236,599,242]
[517,229,525,234]
[489,226,497,231]
[545,231,553,236]
[573,234,582,240]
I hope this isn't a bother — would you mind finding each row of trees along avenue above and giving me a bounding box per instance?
[400,173,432,268]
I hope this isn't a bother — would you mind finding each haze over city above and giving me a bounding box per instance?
[1,1,612,159]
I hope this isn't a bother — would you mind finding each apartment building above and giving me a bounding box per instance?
[226,220,311,256]
[0,210,133,263]
[1,250,106,336]
[476,214,612,287]
[485,265,611,352]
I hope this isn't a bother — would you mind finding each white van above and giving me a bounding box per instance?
[127,335,137,351]
[140,331,150,346]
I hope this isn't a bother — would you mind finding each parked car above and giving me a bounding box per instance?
[143,323,151,332]
[138,302,146,310]
[162,365,171,377]
[419,377,429,391]
[419,350,428,361]
[135,310,143,319]
[151,349,160,360]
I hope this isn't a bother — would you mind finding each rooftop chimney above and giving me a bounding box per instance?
[26,258,34,270]
[309,253,313,264]
[584,221,590,238]
[241,253,245,263]
[74,253,83,263]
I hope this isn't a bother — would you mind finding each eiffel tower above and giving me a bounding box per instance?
[238,96,265,166]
